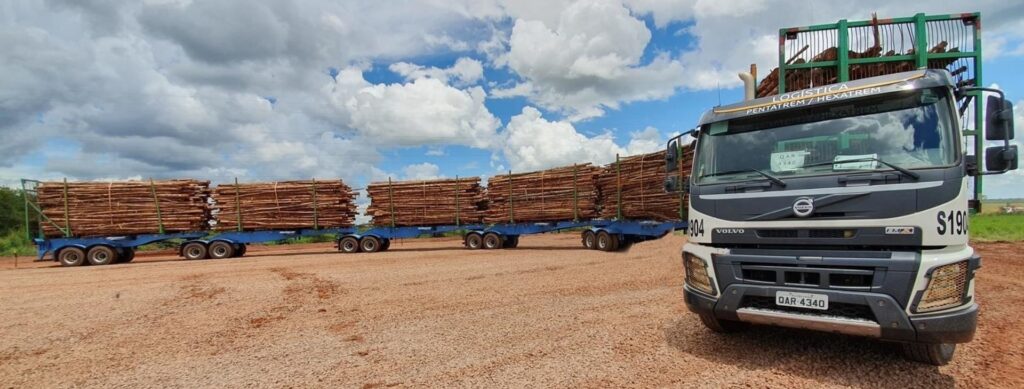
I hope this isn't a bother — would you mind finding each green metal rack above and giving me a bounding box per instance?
[774,12,984,202]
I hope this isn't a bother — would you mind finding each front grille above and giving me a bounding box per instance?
[739,263,875,289]
[741,295,875,321]
[756,229,855,239]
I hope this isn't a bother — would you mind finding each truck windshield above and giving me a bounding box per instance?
[694,88,957,185]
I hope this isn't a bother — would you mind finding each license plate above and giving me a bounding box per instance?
[775,291,828,310]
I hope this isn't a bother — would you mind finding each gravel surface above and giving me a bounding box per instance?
[0,236,1021,388]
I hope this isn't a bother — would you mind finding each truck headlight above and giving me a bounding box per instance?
[684,253,716,296]
[916,261,969,313]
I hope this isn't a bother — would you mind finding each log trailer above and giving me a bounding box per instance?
[664,13,1018,365]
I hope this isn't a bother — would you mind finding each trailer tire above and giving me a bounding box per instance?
[339,237,360,254]
[58,247,87,267]
[582,231,596,249]
[380,239,391,251]
[504,236,519,249]
[360,236,381,253]
[208,241,235,259]
[901,342,956,366]
[596,231,618,251]
[483,233,503,249]
[699,312,745,333]
[120,248,135,263]
[86,246,118,266]
[182,242,208,260]
[465,233,483,250]
[233,244,247,257]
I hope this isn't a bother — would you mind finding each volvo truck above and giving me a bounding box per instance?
[664,69,1018,365]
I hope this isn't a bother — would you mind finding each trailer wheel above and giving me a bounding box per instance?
[380,239,391,251]
[901,342,956,366]
[120,248,135,263]
[582,230,596,249]
[86,246,118,266]
[596,231,618,251]
[182,242,208,260]
[483,233,503,249]
[58,247,87,267]
[360,236,381,253]
[233,244,247,257]
[208,241,235,259]
[339,236,360,254]
[465,233,483,250]
[504,235,519,249]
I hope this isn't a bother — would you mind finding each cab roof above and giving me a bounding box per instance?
[697,69,956,126]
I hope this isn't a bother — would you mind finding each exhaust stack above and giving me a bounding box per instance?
[738,64,757,101]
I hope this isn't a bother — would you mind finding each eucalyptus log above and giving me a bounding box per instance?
[484,164,601,223]
[211,180,356,231]
[366,177,484,226]
[597,148,693,221]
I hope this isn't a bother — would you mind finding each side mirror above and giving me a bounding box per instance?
[663,176,690,194]
[986,145,1019,173]
[986,95,1015,141]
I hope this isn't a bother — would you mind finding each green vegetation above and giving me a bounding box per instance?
[970,213,1024,242]
[0,187,35,256]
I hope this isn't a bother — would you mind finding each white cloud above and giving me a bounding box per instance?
[389,57,484,86]
[502,106,665,171]
[499,0,685,120]
[402,162,444,180]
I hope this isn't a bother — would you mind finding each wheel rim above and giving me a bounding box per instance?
[63,251,82,264]
[187,246,202,258]
[342,239,357,252]
[362,239,377,252]
[468,235,481,249]
[212,244,229,257]
[94,251,108,262]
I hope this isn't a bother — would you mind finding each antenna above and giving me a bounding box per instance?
[717,80,721,106]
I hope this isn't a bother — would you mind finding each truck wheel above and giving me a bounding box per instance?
[582,230,596,249]
[483,233,503,249]
[465,233,483,250]
[596,231,618,251]
[58,247,87,267]
[698,312,745,333]
[360,236,381,253]
[339,237,360,254]
[182,242,208,260]
[120,248,135,263]
[901,342,956,366]
[86,246,118,266]
[504,236,519,249]
[233,244,247,257]
[380,239,391,251]
[208,241,235,259]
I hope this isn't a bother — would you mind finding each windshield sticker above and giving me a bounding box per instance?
[834,154,879,170]
[743,84,885,116]
[770,151,810,172]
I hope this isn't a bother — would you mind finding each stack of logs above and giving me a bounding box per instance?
[366,177,485,226]
[484,164,601,223]
[597,148,693,221]
[36,180,210,238]
[756,41,965,98]
[212,180,357,231]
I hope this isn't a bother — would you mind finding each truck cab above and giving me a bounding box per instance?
[665,69,1018,365]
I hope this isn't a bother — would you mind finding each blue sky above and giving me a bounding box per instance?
[1,0,1023,200]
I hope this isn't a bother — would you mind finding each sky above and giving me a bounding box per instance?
[2,0,1023,208]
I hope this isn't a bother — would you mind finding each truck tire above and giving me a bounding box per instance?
[233,244,246,257]
[582,231,596,249]
[596,231,618,251]
[182,242,208,260]
[465,233,483,250]
[58,247,87,267]
[901,342,956,366]
[360,236,381,253]
[120,248,135,263]
[504,236,519,248]
[380,239,391,251]
[208,241,235,259]
[483,233,503,249]
[338,236,360,253]
[698,312,746,333]
[86,246,118,266]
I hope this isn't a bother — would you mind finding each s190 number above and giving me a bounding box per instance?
[936,210,968,235]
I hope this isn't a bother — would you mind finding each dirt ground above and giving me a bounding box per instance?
[0,235,1021,388]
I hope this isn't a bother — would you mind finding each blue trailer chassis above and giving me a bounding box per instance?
[34,231,207,261]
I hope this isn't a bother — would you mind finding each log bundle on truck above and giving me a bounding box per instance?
[22,145,694,264]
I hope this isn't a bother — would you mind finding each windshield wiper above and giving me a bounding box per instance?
[700,168,787,187]
[796,157,920,180]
